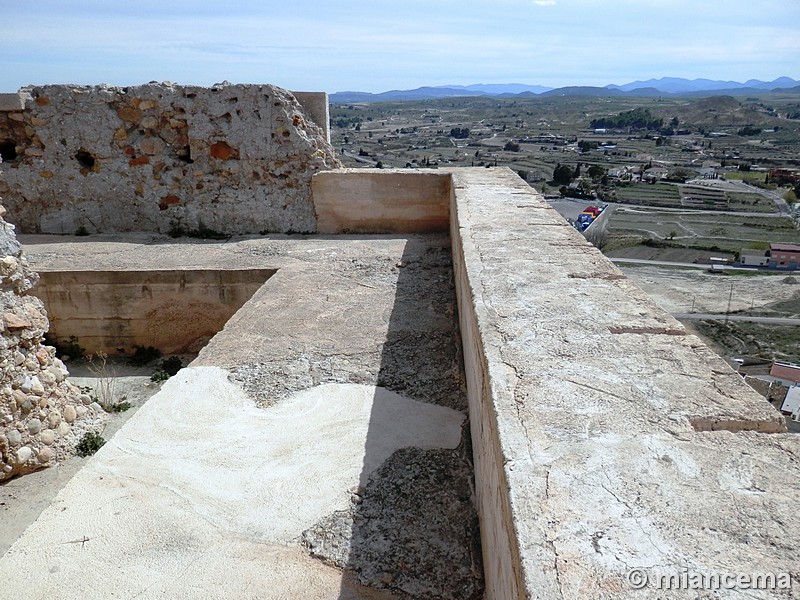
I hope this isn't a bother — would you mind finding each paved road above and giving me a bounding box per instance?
[611,257,745,270]
[673,313,800,325]
[615,205,786,218]
[730,180,792,216]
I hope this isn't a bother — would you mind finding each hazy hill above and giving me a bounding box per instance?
[330,77,800,103]
[607,76,800,93]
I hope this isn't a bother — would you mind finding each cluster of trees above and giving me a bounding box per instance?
[552,163,574,185]
[333,116,362,129]
[738,125,762,136]
[590,108,664,131]
[449,127,470,139]
[551,162,611,197]
[503,140,521,152]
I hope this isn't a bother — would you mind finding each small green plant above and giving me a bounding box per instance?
[75,432,105,457]
[74,225,90,236]
[189,221,228,240]
[150,370,170,382]
[46,335,85,360]
[167,219,228,240]
[129,345,161,366]
[106,401,131,413]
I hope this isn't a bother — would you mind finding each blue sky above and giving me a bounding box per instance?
[1,0,798,93]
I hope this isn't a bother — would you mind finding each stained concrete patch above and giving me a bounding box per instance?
[0,367,466,599]
[303,447,484,600]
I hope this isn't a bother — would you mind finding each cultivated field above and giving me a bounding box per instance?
[330,92,800,367]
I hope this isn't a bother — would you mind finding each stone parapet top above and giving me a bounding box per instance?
[0,93,24,112]
[449,167,799,599]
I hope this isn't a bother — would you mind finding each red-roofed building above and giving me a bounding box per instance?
[768,243,800,270]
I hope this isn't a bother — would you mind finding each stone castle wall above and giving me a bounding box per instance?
[0,199,106,481]
[0,84,340,235]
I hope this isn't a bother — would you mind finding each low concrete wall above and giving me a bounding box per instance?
[448,168,797,599]
[582,204,615,247]
[37,269,275,354]
[312,169,450,233]
[291,92,331,143]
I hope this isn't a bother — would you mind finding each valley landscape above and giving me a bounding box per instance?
[330,79,800,367]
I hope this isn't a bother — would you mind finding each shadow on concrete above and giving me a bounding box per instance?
[324,235,484,599]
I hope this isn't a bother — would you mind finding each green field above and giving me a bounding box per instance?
[332,92,800,260]
[613,183,681,206]
[608,211,799,254]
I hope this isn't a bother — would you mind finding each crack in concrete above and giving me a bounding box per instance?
[608,325,686,335]
[544,468,566,600]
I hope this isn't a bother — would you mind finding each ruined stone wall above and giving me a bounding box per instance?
[0,84,340,235]
[0,199,106,481]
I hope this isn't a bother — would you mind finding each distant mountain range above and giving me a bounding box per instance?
[330,77,800,103]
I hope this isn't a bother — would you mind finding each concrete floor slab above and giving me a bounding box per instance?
[0,369,465,598]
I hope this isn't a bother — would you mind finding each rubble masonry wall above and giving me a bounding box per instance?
[0,84,339,235]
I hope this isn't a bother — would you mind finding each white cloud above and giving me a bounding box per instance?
[533,0,556,5]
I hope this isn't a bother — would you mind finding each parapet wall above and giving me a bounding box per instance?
[448,168,798,599]
[0,84,339,235]
[313,169,450,233]
[37,269,275,355]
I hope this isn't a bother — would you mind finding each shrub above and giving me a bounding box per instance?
[46,335,85,360]
[129,345,161,366]
[76,432,105,457]
[106,401,131,413]
[150,370,170,382]
[161,356,182,376]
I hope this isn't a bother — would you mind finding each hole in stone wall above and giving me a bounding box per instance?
[35,269,276,356]
[177,146,193,163]
[74,150,96,169]
[0,140,18,162]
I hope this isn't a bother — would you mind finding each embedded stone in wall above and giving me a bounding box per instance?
[0,83,341,235]
[0,194,106,481]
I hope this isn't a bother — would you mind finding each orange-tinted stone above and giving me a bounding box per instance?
[209,141,239,160]
[158,195,180,210]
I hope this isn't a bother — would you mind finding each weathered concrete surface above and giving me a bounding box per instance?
[0,83,340,235]
[0,94,25,112]
[37,268,275,354]
[0,370,464,599]
[3,232,482,599]
[292,91,331,143]
[313,169,450,234]
[449,168,799,599]
[0,203,106,481]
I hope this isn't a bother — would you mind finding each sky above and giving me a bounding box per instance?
[1,0,798,93]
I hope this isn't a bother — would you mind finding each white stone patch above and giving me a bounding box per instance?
[0,367,466,598]
[89,367,464,542]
